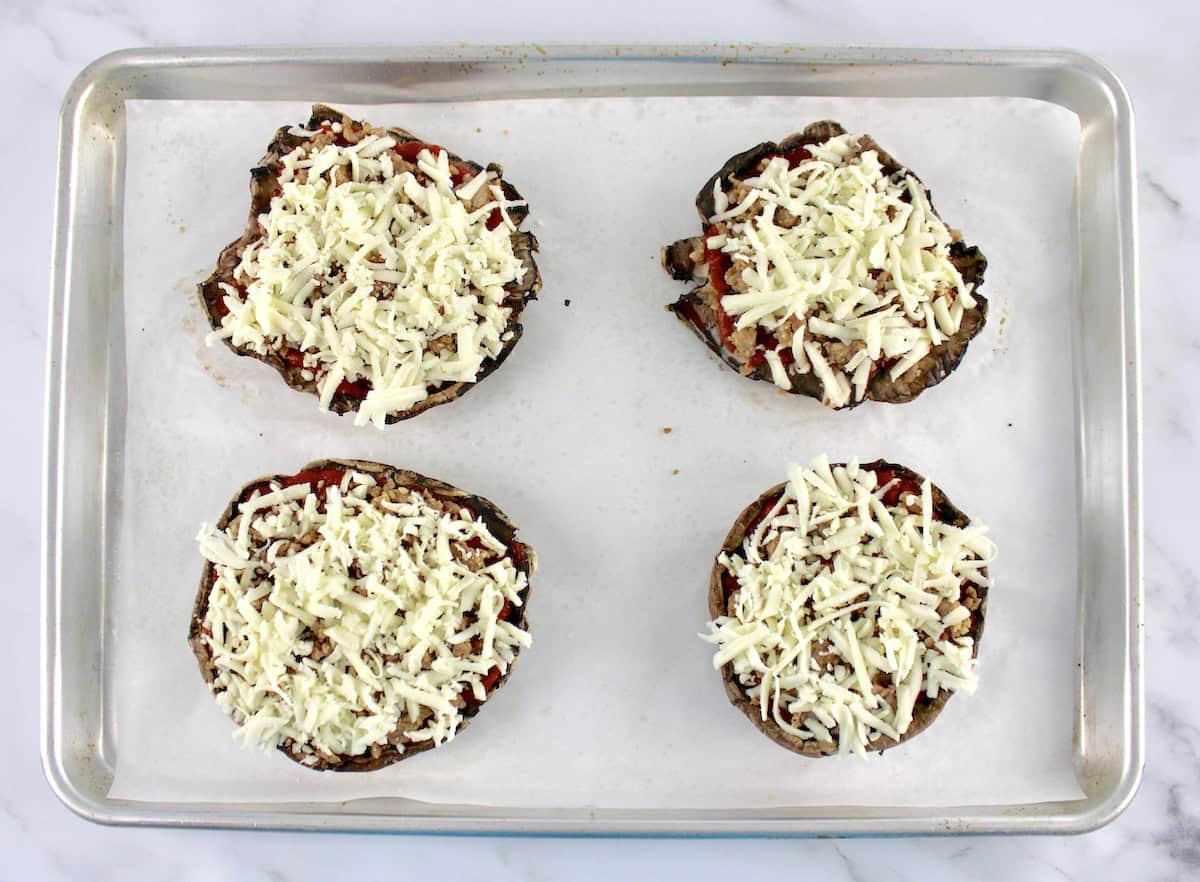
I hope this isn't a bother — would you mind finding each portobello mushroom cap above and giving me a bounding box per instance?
[189,458,534,771]
[663,121,987,408]
[199,105,542,423]
[707,459,988,756]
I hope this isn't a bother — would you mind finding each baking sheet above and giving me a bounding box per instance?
[108,96,1083,808]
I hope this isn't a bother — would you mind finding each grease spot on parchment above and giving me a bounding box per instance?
[993,300,1011,355]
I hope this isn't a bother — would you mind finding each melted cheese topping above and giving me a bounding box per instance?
[208,133,529,428]
[196,470,533,764]
[702,456,993,757]
[709,133,975,407]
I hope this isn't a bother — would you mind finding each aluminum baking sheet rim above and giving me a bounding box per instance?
[41,44,1143,837]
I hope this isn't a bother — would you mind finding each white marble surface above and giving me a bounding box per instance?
[4,1,1194,878]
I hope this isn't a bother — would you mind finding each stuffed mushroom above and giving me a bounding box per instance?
[664,122,987,409]
[199,105,541,428]
[190,459,534,770]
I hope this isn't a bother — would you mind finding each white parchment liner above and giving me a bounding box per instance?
[108,97,1084,807]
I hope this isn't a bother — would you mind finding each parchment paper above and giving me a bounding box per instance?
[108,96,1084,807]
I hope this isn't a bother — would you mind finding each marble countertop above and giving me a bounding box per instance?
[5,1,1193,878]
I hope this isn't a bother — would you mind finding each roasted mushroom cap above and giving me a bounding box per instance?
[199,105,541,424]
[708,460,988,756]
[663,121,988,408]
[189,458,534,771]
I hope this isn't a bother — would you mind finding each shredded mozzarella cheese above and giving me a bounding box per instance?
[196,469,533,764]
[703,456,994,757]
[709,133,975,406]
[208,131,529,428]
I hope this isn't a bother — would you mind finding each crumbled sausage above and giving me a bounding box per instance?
[961,584,982,611]
[315,747,341,766]
[725,262,750,294]
[309,632,333,662]
[812,639,839,670]
[935,598,973,638]
[307,130,336,151]
[696,281,720,313]
[871,671,897,709]
[420,490,450,515]
[823,340,865,371]
[775,314,804,348]
[427,334,457,355]
[340,119,369,144]
[382,486,410,504]
[452,541,491,572]
[730,326,757,367]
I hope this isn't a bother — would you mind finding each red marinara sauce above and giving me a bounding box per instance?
[278,468,350,490]
[701,225,736,349]
[281,350,373,401]
[394,140,473,187]
[871,467,924,509]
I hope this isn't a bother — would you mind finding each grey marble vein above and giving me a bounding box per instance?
[1157,785,1200,870]
[833,845,874,882]
[1141,172,1183,214]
